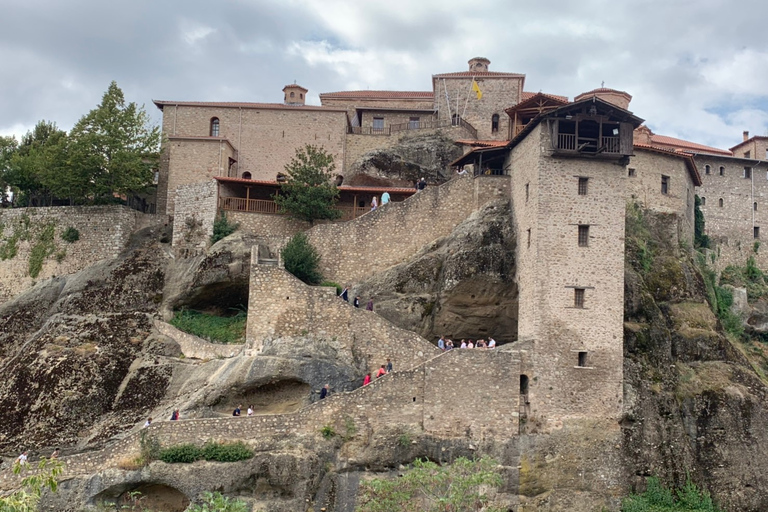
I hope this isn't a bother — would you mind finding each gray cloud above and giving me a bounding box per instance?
[1,0,767,150]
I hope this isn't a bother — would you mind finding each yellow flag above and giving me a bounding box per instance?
[472,79,482,100]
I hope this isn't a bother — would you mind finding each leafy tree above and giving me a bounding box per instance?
[0,135,18,205]
[356,456,505,512]
[622,476,721,512]
[273,144,341,225]
[4,121,67,206]
[0,458,64,511]
[65,81,160,202]
[282,232,322,285]
[211,212,239,245]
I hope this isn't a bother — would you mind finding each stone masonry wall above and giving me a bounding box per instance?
[695,155,768,271]
[154,320,244,360]
[247,255,441,373]
[306,175,511,285]
[0,206,140,305]
[628,149,695,247]
[226,210,308,257]
[0,350,517,486]
[171,181,218,257]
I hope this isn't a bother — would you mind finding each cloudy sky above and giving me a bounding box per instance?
[1,0,767,150]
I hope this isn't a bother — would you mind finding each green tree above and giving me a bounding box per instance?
[281,232,322,285]
[356,456,505,512]
[622,476,721,512]
[65,81,160,202]
[273,144,341,225]
[0,135,18,205]
[0,458,64,512]
[4,121,67,206]
[694,195,710,249]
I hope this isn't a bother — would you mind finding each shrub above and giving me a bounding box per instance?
[169,309,246,344]
[159,444,202,463]
[210,212,239,245]
[282,232,322,284]
[139,430,161,464]
[189,491,248,512]
[621,476,721,511]
[321,280,342,295]
[61,226,80,243]
[201,441,253,462]
[320,425,336,438]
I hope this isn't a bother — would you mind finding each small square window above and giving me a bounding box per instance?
[720,166,725,176]
[745,150,751,159]
[373,117,384,131]
[661,175,670,195]
[409,117,420,129]
[628,168,636,177]
[578,177,588,195]
[578,225,589,247]
[578,351,588,367]
[719,198,724,207]
[574,288,585,308]
[744,167,752,179]
[701,197,706,206]
[755,227,761,239]
[705,165,711,175]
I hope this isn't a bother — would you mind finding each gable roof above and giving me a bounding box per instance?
[506,92,569,115]
[520,91,569,103]
[282,84,308,92]
[633,143,702,186]
[650,134,731,156]
[730,135,768,152]
[574,87,632,102]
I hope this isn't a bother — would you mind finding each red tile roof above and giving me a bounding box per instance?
[455,140,509,147]
[634,143,702,186]
[650,134,732,156]
[153,100,347,112]
[214,176,416,194]
[730,135,768,151]
[574,87,632,101]
[520,91,569,102]
[282,84,308,92]
[433,71,525,78]
[319,90,434,99]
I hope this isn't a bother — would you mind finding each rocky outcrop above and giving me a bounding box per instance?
[355,199,517,343]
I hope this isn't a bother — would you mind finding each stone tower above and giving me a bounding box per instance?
[468,57,491,72]
[283,84,308,106]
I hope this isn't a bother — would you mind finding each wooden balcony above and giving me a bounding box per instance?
[218,197,368,221]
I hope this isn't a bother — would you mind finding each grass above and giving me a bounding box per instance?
[169,309,246,344]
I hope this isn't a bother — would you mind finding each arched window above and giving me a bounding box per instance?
[210,117,220,137]
[755,202,758,211]
[242,171,252,180]
[290,91,295,98]
[520,375,529,396]
[300,93,303,99]
[705,165,711,175]
[719,198,724,207]
[719,166,725,176]
[491,114,500,133]
[701,197,706,206]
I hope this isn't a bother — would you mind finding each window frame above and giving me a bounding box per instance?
[491,113,500,134]
[578,225,590,247]
[372,117,385,131]
[661,175,670,195]
[210,117,220,137]
[574,288,585,308]
[578,177,589,195]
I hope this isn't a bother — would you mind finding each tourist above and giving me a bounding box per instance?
[381,191,390,205]
[418,177,427,191]
[247,405,254,416]
[477,339,486,349]
[437,336,445,351]
[233,404,242,416]
[170,409,180,421]
[460,340,467,349]
[456,167,468,176]
[50,448,60,459]
[446,339,454,350]
[386,358,393,373]
[376,365,387,378]
[366,299,374,311]
[363,373,371,386]
[354,296,360,308]
[488,337,496,349]
[144,417,152,428]
[340,286,349,302]
[320,384,330,399]
[15,451,28,465]
[371,196,378,211]
[467,340,474,349]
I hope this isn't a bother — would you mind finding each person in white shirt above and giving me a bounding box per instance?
[144,417,152,428]
[247,406,254,416]
[381,192,390,205]
[488,337,496,348]
[16,451,28,465]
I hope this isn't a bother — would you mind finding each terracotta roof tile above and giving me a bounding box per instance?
[282,84,308,92]
[319,90,433,99]
[650,135,732,156]
[634,143,702,186]
[455,139,509,147]
[520,91,569,102]
[574,87,632,101]
[433,71,525,78]
[153,100,346,112]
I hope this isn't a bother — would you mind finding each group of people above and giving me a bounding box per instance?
[369,191,391,211]
[13,448,58,466]
[339,286,374,311]
[232,404,255,416]
[437,335,496,351]
[362,358,393,386]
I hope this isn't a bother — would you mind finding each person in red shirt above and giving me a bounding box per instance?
[363,373,371,386]
[376,365,387,378]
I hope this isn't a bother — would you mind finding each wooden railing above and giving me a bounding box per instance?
[601,136,620,153]
[349,118,478,139]
[558,133,576,150]
[219,197,368,221]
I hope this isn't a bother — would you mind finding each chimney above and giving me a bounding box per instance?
[744,130,750,142]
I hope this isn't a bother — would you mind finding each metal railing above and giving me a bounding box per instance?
[349,117,478,139]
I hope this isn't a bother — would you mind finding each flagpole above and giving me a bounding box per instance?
[462,76,474,119]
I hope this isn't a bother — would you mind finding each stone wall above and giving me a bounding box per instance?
[0,206,142,305]
[508,124,626,429]
[0,349,517,486]
[226,210,308,257]
[628,149,696,246]
[695,155,768,270]
[171,181,218,256]
[154,320,244,360]
[434,76,523,140]
[247,255,440,373]
[306,175,511,284]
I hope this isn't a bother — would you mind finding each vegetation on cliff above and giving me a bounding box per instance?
[170,309,246,344]
[622,476,721,511]
[282,232,323,284]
